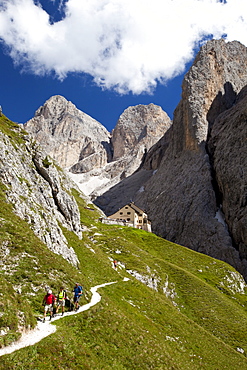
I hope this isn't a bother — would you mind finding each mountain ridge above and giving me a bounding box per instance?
[24,97,171,198]
[22,39,247,282]
[95,39,247,280]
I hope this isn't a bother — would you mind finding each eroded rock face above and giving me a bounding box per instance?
[25,98,171,198]
[112,104,171,160]
[170,39,247,154]
[87,104,171,198]
[0,125,82,266]
[95,39,247,280]
[24,95,112,170]
[139,40,247,278]
[208,87,247,263]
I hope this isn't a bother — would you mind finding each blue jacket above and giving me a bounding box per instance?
[73,285,83,297]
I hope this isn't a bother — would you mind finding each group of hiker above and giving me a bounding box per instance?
[42,283,84,322]
[42,260,118,322]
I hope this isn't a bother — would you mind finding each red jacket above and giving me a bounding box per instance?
[43,293,55,305]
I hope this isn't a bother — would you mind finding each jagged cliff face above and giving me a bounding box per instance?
[95,39,247,280]
[171,39,247,154]
[112,104,171,160]
[24,95,112,171]
[87,103,171,198]
[208,88,247,263]
[0,119,82,266]
[140,40,247,278]
[25,99,171,198]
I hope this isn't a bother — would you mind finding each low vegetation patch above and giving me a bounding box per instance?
[0,117,246,369]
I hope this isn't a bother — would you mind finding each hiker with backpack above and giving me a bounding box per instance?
[73,283,83,311]
[56,286,66,316]
[42,289,56,322]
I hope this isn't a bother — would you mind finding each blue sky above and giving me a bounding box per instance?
[0,0,246,132]
[0,46,187,131]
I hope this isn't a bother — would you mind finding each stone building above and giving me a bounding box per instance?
[107,203,152,232]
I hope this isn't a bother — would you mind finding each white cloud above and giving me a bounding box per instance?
[0,0,246,94]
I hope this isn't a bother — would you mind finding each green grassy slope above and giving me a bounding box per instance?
[0,116,247,369]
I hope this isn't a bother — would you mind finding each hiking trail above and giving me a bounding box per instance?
[0,279,129,357]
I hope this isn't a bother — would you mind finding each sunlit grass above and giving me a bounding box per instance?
[0,116,247,369]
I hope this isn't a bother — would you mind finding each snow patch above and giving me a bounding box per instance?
[215,206,227,229]
[68,171,109,196]
[138,186,145,193]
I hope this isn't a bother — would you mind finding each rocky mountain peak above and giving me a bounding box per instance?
[174,39,247,153]
[25,98,171,197]
[35,95,71,121]
[24,95,112,170]
[112,103,171,160]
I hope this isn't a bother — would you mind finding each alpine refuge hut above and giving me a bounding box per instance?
[107,203,152,232]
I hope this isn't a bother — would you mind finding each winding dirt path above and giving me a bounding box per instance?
[0,280,121,357]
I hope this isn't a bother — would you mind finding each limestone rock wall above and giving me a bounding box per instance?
[208,88,247,263]
[95,39,247,280]
[172,39,247,154]
[25,98,171,198]
[112,103,171,160]
[88,103,171,198]
[137,40,247,278]
[0,124,82,266]
[24,95,112,170]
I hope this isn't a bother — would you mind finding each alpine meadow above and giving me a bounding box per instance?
[0,114,247,369]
